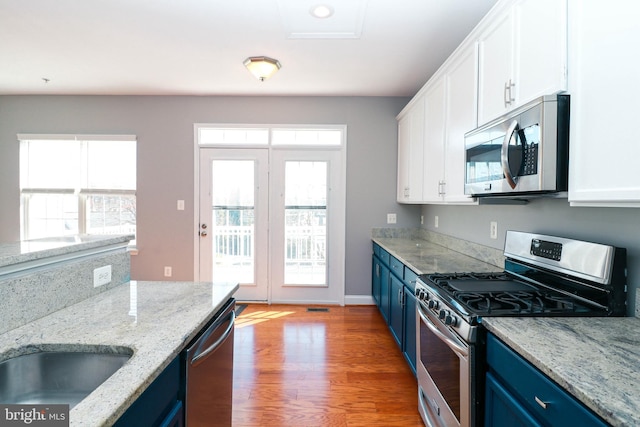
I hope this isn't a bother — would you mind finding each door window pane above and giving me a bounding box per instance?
[284,161,327,285]
[211,160,256,284]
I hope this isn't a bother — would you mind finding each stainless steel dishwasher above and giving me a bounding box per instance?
[184,298,235,427]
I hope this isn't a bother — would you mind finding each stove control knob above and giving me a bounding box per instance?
[428,300,439,310]
[416,289,424,300]
[445,314,458,327]
[438,309,447,320]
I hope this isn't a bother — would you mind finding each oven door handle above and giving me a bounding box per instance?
[418,306,468,357]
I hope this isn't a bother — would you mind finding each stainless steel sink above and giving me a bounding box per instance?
[0,349,132,408]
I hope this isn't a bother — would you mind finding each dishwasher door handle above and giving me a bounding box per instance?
[191,309,235,367]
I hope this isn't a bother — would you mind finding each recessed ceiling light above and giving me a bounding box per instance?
[310,4,334,19]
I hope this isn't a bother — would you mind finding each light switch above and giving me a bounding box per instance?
[177,200,185,211]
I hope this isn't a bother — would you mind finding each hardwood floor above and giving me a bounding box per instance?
[232,304,424,426]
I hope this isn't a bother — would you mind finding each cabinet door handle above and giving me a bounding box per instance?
[534,396,548,410]
[504,79,516,107]
[504,81,510,107]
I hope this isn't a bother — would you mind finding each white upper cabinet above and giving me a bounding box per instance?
[422,78,447,202]
[396,96,425,203]
[477,7,513,125]
[478,0,568,126]
[443,42,478,203]
[568,0,640,206]
[403,42,478,205]
[396,0,569,205]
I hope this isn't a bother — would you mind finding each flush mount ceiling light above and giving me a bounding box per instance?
[310,4,334,19]
[243,56,282,82]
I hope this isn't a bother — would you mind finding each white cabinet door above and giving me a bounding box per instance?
[444,43,478,204]
[478,0,567,126]
[396,97,425,203]
[568,0,640,206]
[422,79,447,202]
[478,9,514,125]
[514,0,567,105]
[396,113,410,202]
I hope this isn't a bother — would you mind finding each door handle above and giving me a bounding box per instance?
[191,310,235,366]
[501,119,519,189]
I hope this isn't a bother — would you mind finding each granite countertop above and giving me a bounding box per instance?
[0,280,238,427]
[0,235,134,269]
[373,236,502,274]
[483,317,640,427]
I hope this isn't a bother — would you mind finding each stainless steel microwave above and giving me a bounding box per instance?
[464,94,569,197]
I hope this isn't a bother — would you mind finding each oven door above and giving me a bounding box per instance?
[416,301,473,427]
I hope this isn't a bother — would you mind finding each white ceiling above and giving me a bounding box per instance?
[0,0,497,97]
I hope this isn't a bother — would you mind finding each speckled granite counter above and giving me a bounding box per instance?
[0,235,134,269]
[372,236,502,275]
[0,280,238,427]
[483,317,640,427]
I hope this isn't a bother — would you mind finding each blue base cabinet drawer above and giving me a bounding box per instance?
[486,334,607,427]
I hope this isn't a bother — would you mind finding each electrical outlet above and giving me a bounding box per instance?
[435,216,439,228]
[93,265,112,287]
[387,213,397,224]
[490,221,498,239]
[164,266,172,277]
[177,200,185,211]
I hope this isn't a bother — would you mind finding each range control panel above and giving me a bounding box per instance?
[531,239,562,261]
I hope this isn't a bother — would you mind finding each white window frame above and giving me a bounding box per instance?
[18,134,137,240]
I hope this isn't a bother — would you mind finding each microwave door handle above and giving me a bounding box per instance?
[501,119,519,189]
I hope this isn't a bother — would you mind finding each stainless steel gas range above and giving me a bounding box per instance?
[415,231,628,427]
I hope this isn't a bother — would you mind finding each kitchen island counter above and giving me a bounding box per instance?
[0,280,238,426]
[483,316,640,427]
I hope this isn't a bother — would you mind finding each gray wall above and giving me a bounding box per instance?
[421,199,640,315]
[0,95,419,298]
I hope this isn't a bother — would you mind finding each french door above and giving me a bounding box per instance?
[198,147,345,304]
[269,149,344,304]
[198,149,269,301]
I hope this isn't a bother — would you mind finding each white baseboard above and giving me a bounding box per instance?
[344,295,375,305]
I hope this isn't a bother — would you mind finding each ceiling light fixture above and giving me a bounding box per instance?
[310,4,334,19]
[243,56,282,82]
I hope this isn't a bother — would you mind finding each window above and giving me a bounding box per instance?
[196,124,345,147]
[19,134,136,240]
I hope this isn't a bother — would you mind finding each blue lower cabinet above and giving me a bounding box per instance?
[371,242,418,378]
[388,273,404,347]
[485,333,608,427]
[485,372,542,427]
[114,357,182,427]
[159,401,184,427]
[402,286,417,375]
[379,262,391,323]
